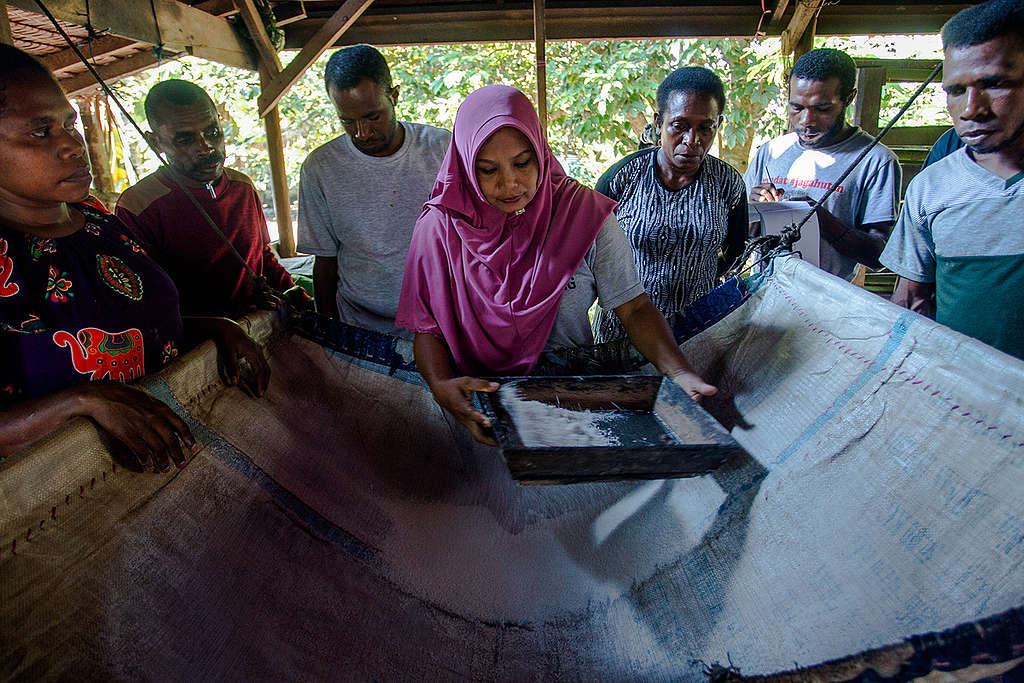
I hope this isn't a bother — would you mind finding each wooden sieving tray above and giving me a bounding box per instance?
[478,375,746,484]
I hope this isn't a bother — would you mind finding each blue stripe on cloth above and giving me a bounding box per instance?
[142,378,377,563]
[773,310,916,467]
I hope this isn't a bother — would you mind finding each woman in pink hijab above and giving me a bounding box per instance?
[397,85,715,444]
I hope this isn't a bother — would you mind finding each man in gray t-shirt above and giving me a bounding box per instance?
[744,48,901,281]
[297,45,450,337]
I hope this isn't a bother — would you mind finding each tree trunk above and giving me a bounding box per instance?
[75,95,118,209]
[720,135,754,174]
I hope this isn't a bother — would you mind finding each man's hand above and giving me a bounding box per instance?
[750,183,785,202]
[282,285,314,312]
[431,376,499,446]
[75,382,197,472]
[204,318,271,396]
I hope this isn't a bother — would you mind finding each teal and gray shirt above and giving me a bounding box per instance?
[880,148,1024,359]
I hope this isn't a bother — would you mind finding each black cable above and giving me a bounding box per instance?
[33,0,275,301]
[788,61,944,237]
[727,60,945,279]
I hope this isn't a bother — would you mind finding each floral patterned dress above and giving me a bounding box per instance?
[0,202,183,405]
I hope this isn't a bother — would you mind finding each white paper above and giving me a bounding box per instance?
[748,200,820,267]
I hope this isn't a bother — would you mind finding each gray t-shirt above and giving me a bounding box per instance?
[297,122,450,337]
[744,129,901,281]
[545,213,644,350]
[879,149,1024,358]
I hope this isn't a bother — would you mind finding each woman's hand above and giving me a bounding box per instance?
[614,294,718,401]
[412,332,499,446]
[190,317,271,396]
[431,376,499,446]
[668,369,718,402]
[75,382,196,472]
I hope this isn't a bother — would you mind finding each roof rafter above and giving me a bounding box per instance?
[7,0,255,70]
[780,0,823,55]
[257,0,374,116]
[41,34,140,74]
[61,48,181,94]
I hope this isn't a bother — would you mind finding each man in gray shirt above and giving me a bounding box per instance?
[298,44,450,337]
[745,48,901,281]
[881,0,1024,360]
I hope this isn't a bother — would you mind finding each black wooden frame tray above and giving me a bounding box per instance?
[478,375,746,484]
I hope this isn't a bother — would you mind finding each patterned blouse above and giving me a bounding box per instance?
[591,149,747,342]
[0,202,183,405]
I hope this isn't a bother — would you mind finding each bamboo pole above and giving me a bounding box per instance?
[533,0,547,136]
[75,94,117,208]
[262,95,296,257]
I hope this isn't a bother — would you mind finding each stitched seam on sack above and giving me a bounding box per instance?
[771,279,1021,448]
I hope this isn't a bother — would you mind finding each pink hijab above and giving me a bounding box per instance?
[396,85,616,375]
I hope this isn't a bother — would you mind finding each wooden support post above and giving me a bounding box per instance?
[263,82,295,257]
[1,4,13,46]
[533,0,547,135]
[853,66,886,135]
[233,0,294,257]
[263,105,295,257]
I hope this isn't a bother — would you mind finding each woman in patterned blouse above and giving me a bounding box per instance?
[0,46,269,469]
[593,67,749,342]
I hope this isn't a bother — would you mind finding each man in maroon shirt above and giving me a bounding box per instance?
[116,79,300,317]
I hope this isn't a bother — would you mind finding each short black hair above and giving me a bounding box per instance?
[656,66,726,115]
[324,44,392,92]
[0,44,56,118]
[791,48,857,100]
[942,0,1024,50]
[144,79,216,128]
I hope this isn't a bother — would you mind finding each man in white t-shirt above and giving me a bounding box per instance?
[744,48,901,281]
[297,44,450,337]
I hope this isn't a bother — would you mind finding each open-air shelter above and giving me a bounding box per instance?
[6,4,1023,681]
[2,0,969,258]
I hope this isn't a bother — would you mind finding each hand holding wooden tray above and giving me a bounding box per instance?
[478,375,747,484]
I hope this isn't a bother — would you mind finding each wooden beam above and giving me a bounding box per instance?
[60,49,181,95]
[815,4,970,35]
[792,12,816,63]
[192,0,238,17]
[41,35,139,75]
[879,125,950,148]
[283,5,766,47]
[781,0,822,56]
[769,0,791,27]
[274,1,306,27]
[258,0,374,117]
[7,0,255,70]
[233,0,283,73]
[853,58,942,82]
[533,0,546,136]
[853,66,886,135]
[1,4,13,45]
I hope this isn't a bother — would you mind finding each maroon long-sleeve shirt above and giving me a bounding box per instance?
[116,166,295,317]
